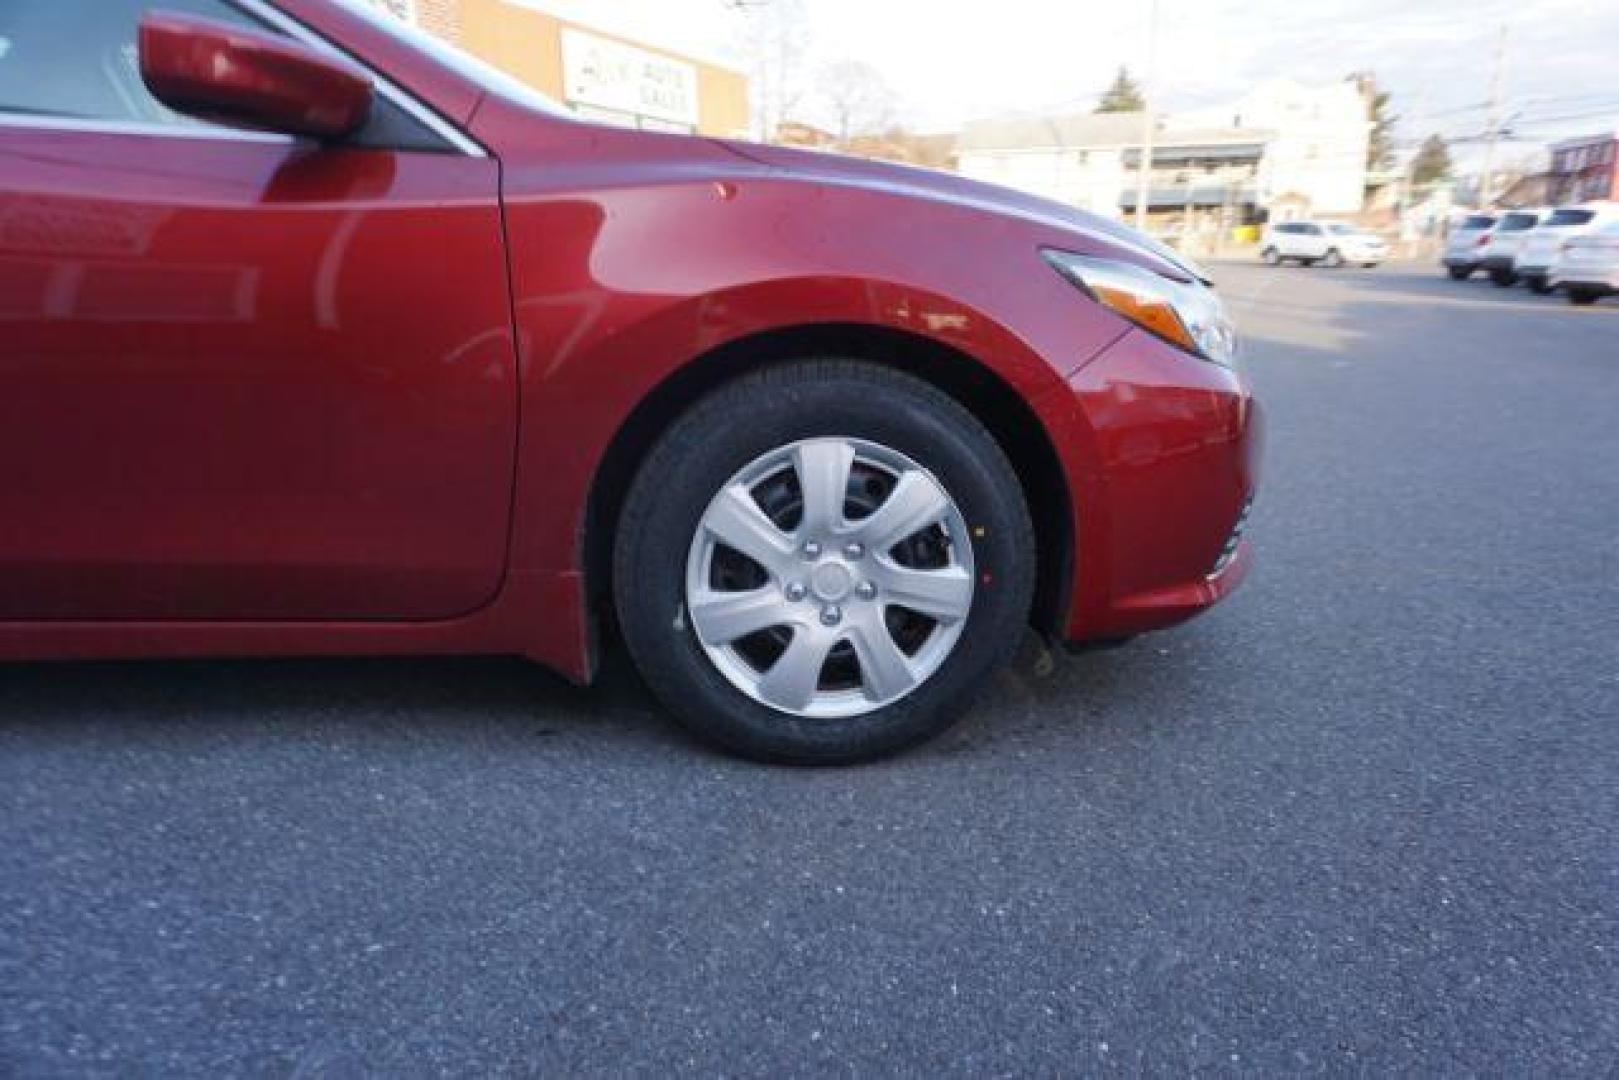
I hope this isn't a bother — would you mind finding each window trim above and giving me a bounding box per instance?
[0,0,487,157]
[238,0,486,157]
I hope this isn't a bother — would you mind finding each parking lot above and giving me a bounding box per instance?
[1,261,1615,1073]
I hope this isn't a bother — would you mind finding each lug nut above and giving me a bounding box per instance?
[784,581,807,602]
[843,541,865,559]
[856,581,877,601]
[819,604,842,626]
[802,540,822,559]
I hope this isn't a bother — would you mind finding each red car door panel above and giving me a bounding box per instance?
[0,127,516,620]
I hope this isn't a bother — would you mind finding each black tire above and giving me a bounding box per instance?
[1567,288,1601,306]
[1489,268,1517,286]
[1526,275,1553,295]
[1261,247,1280,266]
[613,360,1036,764]
[1322,248,1344,268]
[1446,266,1471,281]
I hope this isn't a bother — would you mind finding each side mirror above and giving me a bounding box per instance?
[138,10,374,141]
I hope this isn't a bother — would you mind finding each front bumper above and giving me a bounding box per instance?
[1053,328,1263,643]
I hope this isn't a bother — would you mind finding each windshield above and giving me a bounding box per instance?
[324,0,571,116]
[1545,209,1595,228]
[1498,213,1538,232]
[1324,223,1358,235]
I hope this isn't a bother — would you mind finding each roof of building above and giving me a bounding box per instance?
[1550,131,1619,150]
[958,112,1272,155]
[958,111,1148,153]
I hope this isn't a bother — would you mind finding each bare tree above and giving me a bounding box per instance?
[731,0,814,141]
[818,59,898,146]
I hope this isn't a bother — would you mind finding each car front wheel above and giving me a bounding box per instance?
[1322,248,1344,268]
[613,360,1036,764]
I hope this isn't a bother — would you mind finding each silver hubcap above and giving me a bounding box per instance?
[685,437,975,719]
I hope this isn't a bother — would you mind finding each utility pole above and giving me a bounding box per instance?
[1132,0,1160,232]
[1478,25,1506,209]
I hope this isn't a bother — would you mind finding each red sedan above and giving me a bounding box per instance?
[0,0,1260,762]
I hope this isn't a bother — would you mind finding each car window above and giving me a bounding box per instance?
[1303,224,1322,235]
[1462,215,1496,229]
[0,0,457,152]
[1497,213,1538,232]
[1324,223,1354,235]
[1545,209,1595,228]
[0,0,260,127]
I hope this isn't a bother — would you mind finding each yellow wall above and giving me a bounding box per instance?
[438,0,749,137]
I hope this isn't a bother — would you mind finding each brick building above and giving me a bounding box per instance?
[1547,133,1619,204]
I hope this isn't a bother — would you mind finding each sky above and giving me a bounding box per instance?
[525,0,1619,168]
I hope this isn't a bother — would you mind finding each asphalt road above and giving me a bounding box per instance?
[3,263,1616,1075]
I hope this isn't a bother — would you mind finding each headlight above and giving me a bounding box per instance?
[1042,248,1237,367]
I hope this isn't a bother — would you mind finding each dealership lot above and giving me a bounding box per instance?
[1,263,1615,1073]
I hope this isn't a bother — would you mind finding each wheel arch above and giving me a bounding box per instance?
[582,323,1075,652]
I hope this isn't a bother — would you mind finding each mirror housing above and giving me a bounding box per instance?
[139,11,374,140]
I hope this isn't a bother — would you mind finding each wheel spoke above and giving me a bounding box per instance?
[873,562,973,623]
[756,626,836,712]
[846,615,918,703]
[688,586,787,646]
[793,439,855,537]
[850,470,951,552]
[703,483,795,574]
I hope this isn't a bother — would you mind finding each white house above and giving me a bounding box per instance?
[956,79,1371,223]
[1177,79,1371,217]
[955,112,1144,217]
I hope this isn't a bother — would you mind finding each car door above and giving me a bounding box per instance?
[1277,222,1305,258]
[1296,223,1324,259]
[0,0,517,620]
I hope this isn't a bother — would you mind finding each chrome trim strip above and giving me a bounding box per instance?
[0,111,295,144]
[231,0,489,158]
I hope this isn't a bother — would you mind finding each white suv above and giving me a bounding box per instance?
[1478,207,1551,286]
[1516,203,1619,293]
[1261,221,1388,268]
[1440,213,1497,280]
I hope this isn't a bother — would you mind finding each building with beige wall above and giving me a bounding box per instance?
[362,0,750,137]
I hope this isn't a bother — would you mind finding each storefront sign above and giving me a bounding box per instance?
[560,27,699,128]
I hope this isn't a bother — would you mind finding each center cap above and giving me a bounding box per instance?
[810,561,854,602]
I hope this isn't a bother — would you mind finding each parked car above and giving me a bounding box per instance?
[1440,213,1497,279]
[1557,221,1619,305]
[1478,208,1551,286]
[1261,221,1388,267]
[0,0,1259,763]
[1519,203,1619,293]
